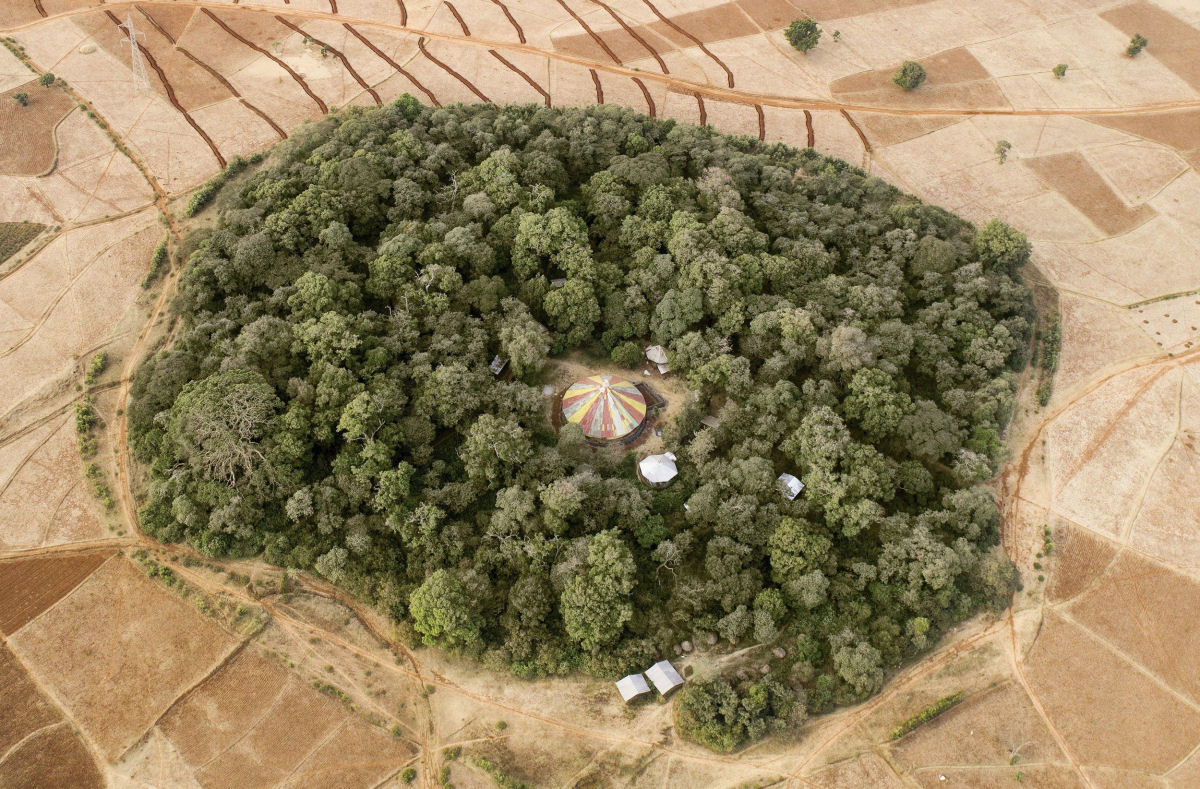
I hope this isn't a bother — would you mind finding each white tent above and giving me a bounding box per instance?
[777,473,805,500]
[644,345,669,365]
[616,673,651,702]
[639,452,678,486]
[645,660,684,695]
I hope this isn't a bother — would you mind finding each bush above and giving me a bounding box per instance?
[12,92,28,106]
[143,233,170,286]
[85,351,108,385]
[1052,63,1068,79]
[889,691,965,739]
[785,19,821,54]
[401,768,417,784]
[892,61,926,90]
[610,341,642,368]
[1126,33,1148,57]
[38,72,55,87]
[994,140,1012,164]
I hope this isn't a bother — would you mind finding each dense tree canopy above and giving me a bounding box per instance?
[130,99,1032,744]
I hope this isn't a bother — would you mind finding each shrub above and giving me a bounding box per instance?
[610,341,643,368]
[889,691,965,739]
[38,72,55,87]
[784,19,821,54]
[401,768,417,784]
[1126,33,1147,57]
[675,678,806,752]
[1052,63,1068,79]
[995,140,1012,164]
[892,61,926,90]
[85,350,108,385]
[12,92,28,106]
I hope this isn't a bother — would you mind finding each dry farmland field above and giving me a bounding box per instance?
[2,0,1200,786]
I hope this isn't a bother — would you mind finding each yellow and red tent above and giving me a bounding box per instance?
[561,375,647,441]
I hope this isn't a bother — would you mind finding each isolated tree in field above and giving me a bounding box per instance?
[1126,33,1148,57]
[1052,63,1068,79]
[12,92,28,106]
[785,18,822,54]
[995,140,1012,164]
[38,72,54,87]
[892,61,926,91]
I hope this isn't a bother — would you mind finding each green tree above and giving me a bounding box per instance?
[1126,33,1147,57]
[560,530,636,651]
[38,72,55,87]
[410,569,487,649]
[892,61,926,91]
[12,92,28,106]
[1052,63,1068,79]
[784,19,821,54]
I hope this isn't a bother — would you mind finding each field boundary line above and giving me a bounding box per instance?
[0,720,68,766]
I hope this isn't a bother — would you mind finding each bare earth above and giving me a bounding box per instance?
[2,0,1200,787]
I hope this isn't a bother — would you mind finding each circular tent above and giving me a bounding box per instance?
[561,375,647,441]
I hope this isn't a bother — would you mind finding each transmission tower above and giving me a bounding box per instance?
[119,13,152,94]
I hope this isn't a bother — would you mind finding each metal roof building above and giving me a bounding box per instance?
[561,375,647,441]
[645,660,684,695]
[616,673,651,702]
[777,473,805,500]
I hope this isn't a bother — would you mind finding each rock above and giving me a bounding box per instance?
[682,640,693,653]
[772,647,786,659]
[673,644,682,655]
[760,664,770,675]
[705,633,717,646]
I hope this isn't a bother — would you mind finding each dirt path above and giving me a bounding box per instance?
[12,1,1200,124]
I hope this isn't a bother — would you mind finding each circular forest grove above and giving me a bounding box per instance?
[130,99,1034,751]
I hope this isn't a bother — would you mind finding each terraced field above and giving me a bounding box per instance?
[3,0,1200,786]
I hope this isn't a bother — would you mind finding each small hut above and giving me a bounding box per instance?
[616,673,651,702]
[645,660,684,696]
[638,452,677,487]
[645,344,670,374]
[776,473,805,501]
[489,355,508,376]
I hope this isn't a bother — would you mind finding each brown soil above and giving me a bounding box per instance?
[0,79,75,176]
[0,221,45,265]
[831,48,1010,111]
[854,113,960,147]
[140,5,198,43]
[194,680,351,787]
[158,649,292,766]
[0,643,103,788]
[0,550,112,634]
[891,682,1065,769]
[280,718,416,789]
[1063,550,1200,705]
[1087,108,1200,161]
[6,556,236,760]
[1023,610,1200,772]
[1101,2,1200,94]
[1045,524,1117,603]
[1024,152,1156,236]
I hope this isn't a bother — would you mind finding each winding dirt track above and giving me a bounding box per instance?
[4,1,1200,786]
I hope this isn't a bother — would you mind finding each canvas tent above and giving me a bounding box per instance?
[638,452,678,487]
[616,673,651,702]
[777,472,804,500]
[644,345,668,365]
[645,660,684,695]
[561,375,647,441]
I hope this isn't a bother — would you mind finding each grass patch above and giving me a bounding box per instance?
[0,222,45,264]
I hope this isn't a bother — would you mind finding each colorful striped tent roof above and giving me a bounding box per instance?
[561,375,647,441]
